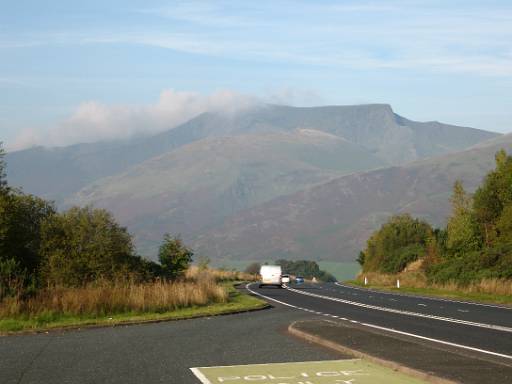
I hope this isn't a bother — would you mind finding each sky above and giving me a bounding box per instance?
[1,0,511,150]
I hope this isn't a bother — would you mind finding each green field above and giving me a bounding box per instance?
[318,261,360,281]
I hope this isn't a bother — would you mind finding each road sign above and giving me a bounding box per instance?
[191,359,428,383]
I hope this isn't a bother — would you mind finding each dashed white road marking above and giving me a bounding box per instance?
[246,283,512,362]
[418,304,427,307]
[285,285,512,333]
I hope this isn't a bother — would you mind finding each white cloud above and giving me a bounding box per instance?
[10,89,260,150]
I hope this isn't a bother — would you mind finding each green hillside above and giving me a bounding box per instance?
[66,130,382,256]
[194,134,512,263]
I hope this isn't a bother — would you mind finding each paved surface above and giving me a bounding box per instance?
[192,359,429,384]
[332,282,512,328]
[2,282,512,383]
[250,282,512,357]
[0,305,341,384]
[291,319,512,384]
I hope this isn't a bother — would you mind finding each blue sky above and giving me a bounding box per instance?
[1,0,511,149]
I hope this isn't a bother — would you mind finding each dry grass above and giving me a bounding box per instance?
[357,271,512,296]
[0,272,228,319]
[185,266,256,282]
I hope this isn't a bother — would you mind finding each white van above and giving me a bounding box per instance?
[259,265,283,288]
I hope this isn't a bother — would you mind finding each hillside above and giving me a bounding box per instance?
[66,130,382,254]
[5,103,500,260]
[193,133,512,263]
[6,104,496,205]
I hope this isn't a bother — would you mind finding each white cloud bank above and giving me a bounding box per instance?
[11,89,260,150]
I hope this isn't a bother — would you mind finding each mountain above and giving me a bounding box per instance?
[5,103,500,259]
[193,133,512,263]
[6,104,496,204]
[65,130,383,254]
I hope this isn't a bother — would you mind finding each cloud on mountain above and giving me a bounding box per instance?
[11,89,260,150]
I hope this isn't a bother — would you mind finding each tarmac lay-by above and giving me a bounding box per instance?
[190,359,428,384]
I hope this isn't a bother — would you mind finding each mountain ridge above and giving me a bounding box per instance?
[193,133,512,262]
[5,103,501,260]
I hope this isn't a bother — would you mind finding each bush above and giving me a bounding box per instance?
[158,235,193,280]
[362,214,432,273]
[244,262,261,275]
[39,206,141,286]
[381,244,425,274]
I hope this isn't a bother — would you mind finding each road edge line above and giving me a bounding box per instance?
[288,321,458,384]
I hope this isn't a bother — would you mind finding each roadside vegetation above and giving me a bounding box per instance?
[0,143,263,333]
[357,150,512,302]
[244,259,337,282]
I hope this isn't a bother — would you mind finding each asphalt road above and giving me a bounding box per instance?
[249,282,512,359]
[0,304,340,384]
[2,282,512,383]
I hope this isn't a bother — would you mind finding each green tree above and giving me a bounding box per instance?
[275,259,335,281]
[158,234,193,279]
[357,251,365,266]
[473,150,512,245]
[446,181,480,253]
[362,214,432,273]
[496,204,512,245]
[40,206,137,286]
[0,192,54,297]
[244,262,261,275]
[0,142,7,192]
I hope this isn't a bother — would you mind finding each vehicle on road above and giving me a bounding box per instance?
[295,276,304,284]
[259,265,283,288]
[281,274,290,284]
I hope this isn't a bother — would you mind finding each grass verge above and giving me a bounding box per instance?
[0,283,267,335]
[346,280,512,306]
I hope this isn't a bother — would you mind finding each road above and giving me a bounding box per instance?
[1,282,511,383]
[0,302,339,384]
[249,282,512,359]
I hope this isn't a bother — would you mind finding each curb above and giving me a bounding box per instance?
[288,320,458,384]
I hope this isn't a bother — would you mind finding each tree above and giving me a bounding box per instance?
[40,206,136,286]
[357,251,365,267]
[158,234,193,279]
[0,142,7,193]
[473,150,512,245]
[446,181,480,253]
[275,259,335,281]
[196,255,211,271]
[362,214,433,273]
[244,262,261,275]
[496,204,512,245]
[0,192,55,297]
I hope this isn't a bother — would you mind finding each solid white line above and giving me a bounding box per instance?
[360,323,512,361]
[245,283,512,361]
[334,282,512,310]
[190,367,213,384]
[286,286,512,333]
[193,359,360,369]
